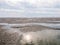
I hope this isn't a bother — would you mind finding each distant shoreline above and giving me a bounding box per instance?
[0,18,60,23]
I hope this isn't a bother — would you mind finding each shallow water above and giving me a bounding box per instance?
[20,30,60,45]
[0,23,60,45]
[1,23,60,29]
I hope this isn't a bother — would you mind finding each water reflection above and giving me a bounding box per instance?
[19,30,60,45]
[0,24,60,45]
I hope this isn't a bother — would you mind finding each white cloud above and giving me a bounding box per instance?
[0,0,60,17]
[0,8,60,17]
[0,8,24,12]
[0,0,4,2]
[0,8,25,17]
[0,0,60,9]
[5,0,23,6]
[4,0,59,8]
[26,0,56,7]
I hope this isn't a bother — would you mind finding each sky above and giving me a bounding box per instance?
[0,0,60,18]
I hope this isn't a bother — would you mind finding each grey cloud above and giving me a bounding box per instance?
[0,0,60,17]
[0,0,60,9]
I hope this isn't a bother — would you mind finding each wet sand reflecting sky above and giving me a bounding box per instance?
[0,25,60,45]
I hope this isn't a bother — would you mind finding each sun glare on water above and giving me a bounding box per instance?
[23,34,32,42]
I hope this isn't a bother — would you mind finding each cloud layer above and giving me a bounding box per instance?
[0,0,60,17]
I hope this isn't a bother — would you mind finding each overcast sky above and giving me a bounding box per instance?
[0,0,60,18]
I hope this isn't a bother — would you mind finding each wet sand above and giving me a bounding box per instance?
[0,18,60,45]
